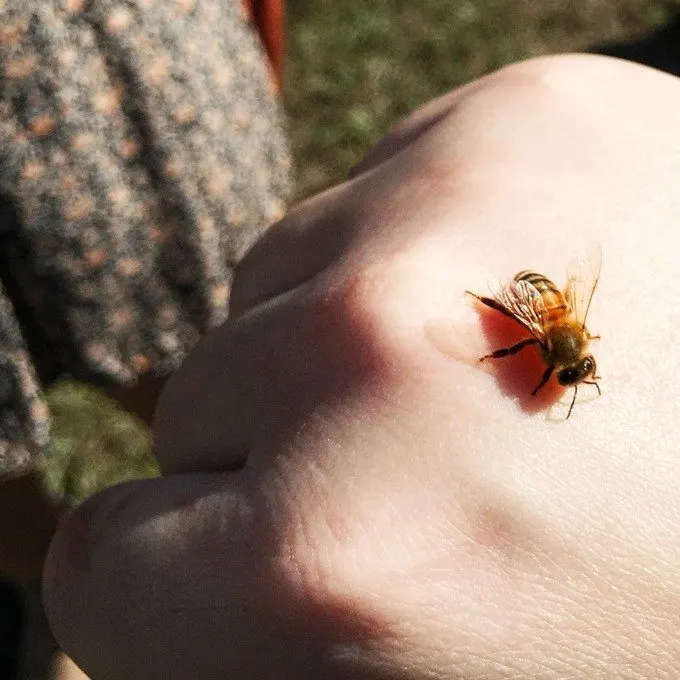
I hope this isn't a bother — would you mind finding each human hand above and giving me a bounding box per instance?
[44,55,680,679]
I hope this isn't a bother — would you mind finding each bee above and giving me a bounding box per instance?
[466,247,602,418]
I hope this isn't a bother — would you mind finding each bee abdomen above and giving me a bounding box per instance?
[514,270,567,317]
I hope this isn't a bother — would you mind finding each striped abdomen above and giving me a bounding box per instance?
[514,270,567,322]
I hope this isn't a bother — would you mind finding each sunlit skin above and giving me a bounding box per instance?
[44,56,680,680]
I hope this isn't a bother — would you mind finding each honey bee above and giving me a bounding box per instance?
[466,247,602,418]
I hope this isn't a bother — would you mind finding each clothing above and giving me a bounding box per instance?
[0,0,291,476]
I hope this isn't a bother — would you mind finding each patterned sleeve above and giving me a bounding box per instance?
[0,287,49,477]
[0,0,292,475]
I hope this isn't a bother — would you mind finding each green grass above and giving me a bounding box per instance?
[286,0,680,198]
[43,1,680,501]
[41,382,158,505]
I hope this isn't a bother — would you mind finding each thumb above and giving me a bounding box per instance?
[42,474,294,679]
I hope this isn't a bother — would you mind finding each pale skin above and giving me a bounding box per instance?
[43,54,680,679]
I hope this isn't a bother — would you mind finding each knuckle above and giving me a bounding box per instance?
[304,262,423,384]
[478,54,639,119]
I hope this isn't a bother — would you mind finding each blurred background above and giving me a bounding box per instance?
[285,0,680,197]
[43,0,680,502]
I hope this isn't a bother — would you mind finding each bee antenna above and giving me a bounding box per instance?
[566,385,578,419]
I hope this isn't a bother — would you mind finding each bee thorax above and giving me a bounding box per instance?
[546,324,587,366]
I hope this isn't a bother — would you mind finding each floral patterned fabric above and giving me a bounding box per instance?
[0,0,291,476]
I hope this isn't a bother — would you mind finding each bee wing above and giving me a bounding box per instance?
[487,278,548,343]
[565,242,602,329]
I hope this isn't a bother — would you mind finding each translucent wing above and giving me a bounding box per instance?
[487,278,548,343]
[565,243,602,329]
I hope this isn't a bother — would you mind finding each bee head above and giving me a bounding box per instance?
[557,355,596,386]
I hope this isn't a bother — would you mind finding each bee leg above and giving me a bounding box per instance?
[466,292,520,323]
[566,385,578,419]
[480,337,539,362]
[531,365,554,396]
[583,380,602,396]
[588,333,601,341]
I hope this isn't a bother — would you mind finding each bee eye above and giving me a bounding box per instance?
[582,358,593,372]
[557,368,579,385]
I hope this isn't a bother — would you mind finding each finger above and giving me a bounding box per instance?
[153,270,393,474]
[151,302,267,473]
[43,475,246,679]
[41,474,351,680]
[347,83,474,179]
[229,181,355,317]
